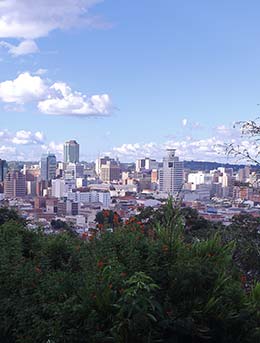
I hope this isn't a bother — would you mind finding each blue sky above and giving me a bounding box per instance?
[0,0,260,162]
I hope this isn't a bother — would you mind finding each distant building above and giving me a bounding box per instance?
[4,170,26,198]
[95,156,111,176]
[65,163,84,179]
[64,140,79,163]
[0,159,8,182]
[100,161,120,182]
[40,153,57,181]
[51,179,65,198]
[159,149,184,195]
[136,158,158,172]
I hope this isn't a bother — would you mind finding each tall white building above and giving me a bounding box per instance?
[95,156,111,176]
[159,149,184,195]
[52,179,65,198]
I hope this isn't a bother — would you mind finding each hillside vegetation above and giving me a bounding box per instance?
[0,202,260,343]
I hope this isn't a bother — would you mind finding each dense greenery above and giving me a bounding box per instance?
[0,202,260,342]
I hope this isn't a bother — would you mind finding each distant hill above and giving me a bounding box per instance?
[184,160,260,172]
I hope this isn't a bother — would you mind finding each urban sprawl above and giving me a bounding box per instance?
[0,140,259,235]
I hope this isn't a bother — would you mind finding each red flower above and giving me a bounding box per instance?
[121,272,127,277]
[241,275,247,283]
[97,260,104,269]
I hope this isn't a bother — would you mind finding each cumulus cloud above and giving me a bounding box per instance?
[111,138,226,162]
[38,82,113,116]
[0,72,47,104]
[0,129,45,145]
[0,39,39,56]
[0,72,114,116]
[41,141,63,160]
[11,130,44,145]
[0,0,105,55]
[110,124,256,163]
[0,129,62,160]
[0,145,16,156]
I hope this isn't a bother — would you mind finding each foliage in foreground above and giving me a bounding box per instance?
[0,203,260,343]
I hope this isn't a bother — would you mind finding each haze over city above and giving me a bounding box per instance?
[0,0,260,162]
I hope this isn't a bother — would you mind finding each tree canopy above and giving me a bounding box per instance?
[0,205,260,342]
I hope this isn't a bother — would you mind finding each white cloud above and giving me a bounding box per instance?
[181,118,203,130]
[0,129,44,146]
[0,72,47,104]
[0,39,39,56]
[0,145,16,156]
[0,72,114,116]
[0,129,62,160]
[110,124,258,163]
[41,141,63,159]
[0,0,103,39]
[182,118,187,127]
[11,130,45,145]
[0,0,105,55]
[34,68,47,76]
[38,82,113,116]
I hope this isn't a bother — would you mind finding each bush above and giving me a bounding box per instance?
[0,203,259,342]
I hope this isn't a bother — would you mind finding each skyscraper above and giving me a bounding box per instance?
[40,154,57,181]
[0,159,8,182]
[159,149,184,195]
[64,140,80,163]
[100,161,121,182]
[4,170,26,198]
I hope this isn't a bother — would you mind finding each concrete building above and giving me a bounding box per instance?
[67,189,111,208]
[95,156,112,176]
[65,163,84,179]
[51,179,65,199]
[4,170,26,198]
[100,161,120,182]
[159,149,184,195]
[136,158,158,172]
[0,159,8,182]
[64,140,79,163]
[40,153,57,181]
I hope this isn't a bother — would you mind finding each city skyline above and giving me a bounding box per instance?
[1,1,260,162]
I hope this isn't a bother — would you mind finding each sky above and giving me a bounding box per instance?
[0,0,260,163]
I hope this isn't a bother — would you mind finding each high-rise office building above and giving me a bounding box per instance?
[64,140,80,163]
[0,159,8,182]
[40,154,57,181]
[136,158,158,172]
[95,156,111,176]
[100,161,121,182]
[4,170,26,198]
[159,149,184,194]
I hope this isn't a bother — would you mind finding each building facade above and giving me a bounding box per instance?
[64,140,80,163]
[159,149,184,195]
[0,159,8,182]
[4,170,26,198]
[40,154,57,181]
